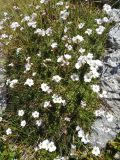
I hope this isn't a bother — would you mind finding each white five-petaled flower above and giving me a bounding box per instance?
[103,4,112,13]
[34,28,46,36]
[40,0,49,4]
[85,29,92,35]
[91,85,100,93]
[10,22,20,30]
[32,111,39,118]
[52,75,62,83]
[60,10,69,20]
[24,78,34,87]
[6,128,12,135]
[71,73,79,81]
[36,119,42,126]
[9,79,18,88]
[44,101,51,108]
[41,83,51,93]
[92,146,100,156]
[18,110,24,116]
[20,120,26,127]
[96,26,105,35]
[79,48,85,53]
[51,42,58,49]
[48,141,57,152]
[72,35,84,43]
[99,90,108,98]
[78,23,85,29]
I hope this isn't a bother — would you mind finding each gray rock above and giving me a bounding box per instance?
[107,25,120,49]
[0,44,6,114]
[108,9,120,22]
[89,9,120,148]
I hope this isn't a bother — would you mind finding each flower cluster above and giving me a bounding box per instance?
[0,1,113,159]
[38,139,56,152]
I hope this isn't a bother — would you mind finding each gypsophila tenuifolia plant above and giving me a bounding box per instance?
[0,0,117,159]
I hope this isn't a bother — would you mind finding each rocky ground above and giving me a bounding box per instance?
[89,8,120,151]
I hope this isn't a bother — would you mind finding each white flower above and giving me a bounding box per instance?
[52,75,62,83]
[0,117,2,122]
[85,29,92,35]
[32,72,36,76]
[18,110,24,116]
[92,146,100,156]
[60,10,69,20]
[77,127,90,144]
[10,22,20,30]
[103,4,112,13]
[9,79,18,88]
[106,113,113,122]
[0,34,8,39]
[72,35,84,43]
[6,128,12,135]
[25,63,32,71]
[56,1,64,6]
[41,83,50,92]
[57,56,64,63]
[20,120,26,127]
[44,101,51,108]
[64,117,70,122]
[78,23,85,29]
[76,125,81,131]
[51,42,57,49]
[34,28,46,36]
[81,134,90,144]
[102,17,109,23]
[79,48,85,53]
[22,16,30,22]
[75,62,82,69]
[91,85,100,93]
[52,94,66,105]
[16,48,22,54]
[27,21,36,28]
[32,111,39,118]
[64,54,71,60]
[66,45,73,51]
[24,79,34,87]
[81,101,86,108]
[64,26,68,33]
[40,0,49,4]
[95,18,102,25]
[99,90,108,98]
[84,73,92,82]
[8,63,14,67]
[36,5,40,10]
[71,73,79,81]
[39,140,56,152]
[78,129,84,138]
[39,139,49,150]
[96,26,105,35]
[36,119,42,126]
[48,141,56,152]
[46,27,52,36]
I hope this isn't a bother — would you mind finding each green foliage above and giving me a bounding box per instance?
[0,0,119,159]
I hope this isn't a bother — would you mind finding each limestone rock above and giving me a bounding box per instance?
[89,9,120,148]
